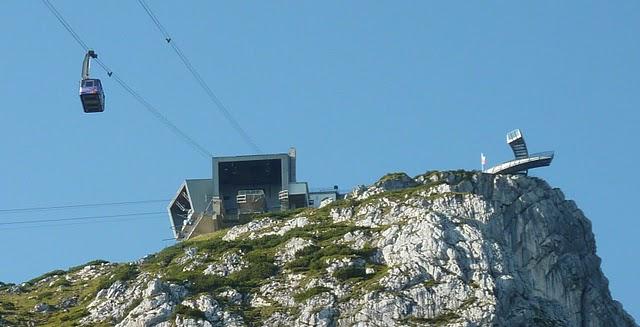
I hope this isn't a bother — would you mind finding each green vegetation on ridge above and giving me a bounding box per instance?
[0,170,480,326]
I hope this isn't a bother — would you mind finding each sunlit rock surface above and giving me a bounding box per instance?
[0,171,636,327]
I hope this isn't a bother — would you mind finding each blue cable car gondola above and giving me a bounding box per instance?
[79,50,105,113]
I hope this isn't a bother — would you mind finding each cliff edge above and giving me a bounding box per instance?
[0,171,636,326]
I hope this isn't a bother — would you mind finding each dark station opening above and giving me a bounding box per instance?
[288,193,307,209]
[218,159,283,215]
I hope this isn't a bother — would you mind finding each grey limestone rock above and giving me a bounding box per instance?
[32,303,51,313]
[62,171,636,327]
[307,172,636,327]
[115,279,187,327]
[58,295,78,309]
[276,237,315,266]
[203,251,247,277]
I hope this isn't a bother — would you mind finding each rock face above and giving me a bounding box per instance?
[0,171,636,327]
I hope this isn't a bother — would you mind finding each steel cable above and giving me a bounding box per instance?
[41,0,212,158]
[137,0,261,152]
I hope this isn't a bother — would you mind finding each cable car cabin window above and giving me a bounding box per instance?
[83,80,94,87]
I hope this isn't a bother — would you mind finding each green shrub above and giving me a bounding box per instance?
[316,225,362,242]
[174,304,207,320]
[112,264,139,282]
[293,286,332,302]
[52,278,72,288]
[285,244,376,272]
[460,296,477,309]
[423,279,440,288]
[286,256,313,272]
[146,244,186,267]
[84,259,110,266]
[295,245,321,257]
[67,259,109,273]
[58,308,89,322]
[229,262,278,289]
[333,266,366,281]
[0,301,16,311]
[408,311,461,325]
[195,238,243,255]
[166,258,278,293]
[36,291,54,300]
[95,264,139,291]
[158,231,285,294]
[427,311,461,324]
[377,172,409,183]
[248,234,286,249]
[26,269,66,285]
[121,297,143,319]
[241,305,288,324]
[183,275,226,294]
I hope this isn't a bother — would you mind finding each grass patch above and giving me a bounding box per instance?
[51,278,71,288]
[36,291,54,300]
[293,286,332,302]
[0,301,16,311]
[241,304,289,324]
[145,243,189,268]
[0,266,119,327]
[252,207,307,220]
[423,279,441,288]
[95,264,139,291]
[57,308,89,323]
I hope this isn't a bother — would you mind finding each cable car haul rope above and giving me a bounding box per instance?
[41,0,263,156]
[136,0,261,153]
[41,0,212,158]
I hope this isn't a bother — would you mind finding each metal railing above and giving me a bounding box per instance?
[485,151,554,174]
[238,189,265,196]
[528,151,555,158]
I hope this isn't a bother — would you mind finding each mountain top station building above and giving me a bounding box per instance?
[168,148,340,241]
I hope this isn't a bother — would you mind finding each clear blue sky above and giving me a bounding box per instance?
[1,1,638,319]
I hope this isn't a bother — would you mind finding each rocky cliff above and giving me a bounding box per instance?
[0,171,636,327]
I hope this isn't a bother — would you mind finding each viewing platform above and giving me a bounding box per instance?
[485,129,554,175]
[485,151,554,175]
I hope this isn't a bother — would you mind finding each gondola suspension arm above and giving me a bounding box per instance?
[81,50,97,80]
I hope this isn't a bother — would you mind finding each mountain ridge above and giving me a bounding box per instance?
[0,171,636,326]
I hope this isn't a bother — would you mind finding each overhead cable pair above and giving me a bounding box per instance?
[41,0,261,156]
[137,0,261,153]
